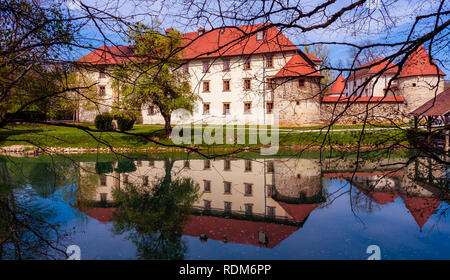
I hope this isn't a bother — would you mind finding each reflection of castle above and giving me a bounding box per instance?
[78,158,324,248]
[77,156,448,247]
[322,157,449,230]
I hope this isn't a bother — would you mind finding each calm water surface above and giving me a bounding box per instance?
[0,154,448,260]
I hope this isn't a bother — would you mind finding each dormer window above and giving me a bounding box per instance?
[198,28,205,36]
[256,30,265,41]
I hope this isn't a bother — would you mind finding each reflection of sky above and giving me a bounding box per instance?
[182,179,450,260]
[35,177,449,260]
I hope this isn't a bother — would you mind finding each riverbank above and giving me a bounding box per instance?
[0,123,411,156]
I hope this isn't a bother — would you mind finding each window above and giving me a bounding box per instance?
[99,174,107,186]
[223,80,231,91]
[223,103,230,115]
[147,105,155,115]
[267,161,274,173]
[203,103,210,115]
[204,180,211,192]
[298,79,305,88]
[99,71,106,79]
[267,184,275,197]
[244,102,252,114]
[143,176,149,186]
[202,61,210,73]
[224,201,232,213]
[265,55,273,68]
[245,204,253,216]
[267,206,276,218]
[204,160,211,169]
[203,81,210,92]
[224,181,231,194]
[244,57,251,70]
[412,82,417,87]
[100,193,107,203]
[245,183,253,195]
[243,79,251,90]
[123,174,129,184]
[256,30,265,41]
[224,159,231,170]
[245,160,252,172]
[223,59,231,71]
[184,160,190,168]
[266,77,275,90]
[136,161,142,167]
[183,63,189,73]
[148,160,154,167]
[99,85,106,96]
[204,200,211,210]
[266,102,273,114]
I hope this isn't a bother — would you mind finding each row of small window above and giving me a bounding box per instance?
[188,159,275,172]
[202,101,274,115]
[203,180,276,196]
[201,78,305,92]
[201,78,278,92]
[203,200,276,217]
[184,55,274,74]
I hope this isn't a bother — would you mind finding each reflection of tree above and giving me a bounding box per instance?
[0,161,68,260]
[111,162,199,259]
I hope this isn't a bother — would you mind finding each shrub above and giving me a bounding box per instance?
[94,113,113,131]
[115,114,135,131]
[95,162,114,174]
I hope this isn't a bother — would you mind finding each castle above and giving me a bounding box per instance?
[77,25,446,126]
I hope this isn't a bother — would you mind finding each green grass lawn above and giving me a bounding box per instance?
[0,123,411,150]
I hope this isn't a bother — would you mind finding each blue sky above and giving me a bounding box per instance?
[68,0,449,77]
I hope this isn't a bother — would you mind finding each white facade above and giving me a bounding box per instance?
[142,51,299,126]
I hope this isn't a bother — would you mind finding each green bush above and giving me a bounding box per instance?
[95,161,114,174]
[115,114,135,131]
[94,113,113,131]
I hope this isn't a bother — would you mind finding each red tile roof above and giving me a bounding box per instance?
[327,74,346,95]
[182,24,300,59]
[321,96,404,103]
[350,58,399,79]
[78,24,301,65]
[182,215,299,248]
[398,45,446,78]
[410,88,450,117]
[275,54,322,78]
[78,45,135,65]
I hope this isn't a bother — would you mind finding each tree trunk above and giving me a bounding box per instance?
[162,113,172,139]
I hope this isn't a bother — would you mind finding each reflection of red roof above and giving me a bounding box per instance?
[80,208,116,224]
[400,195,441,228]
[277,202,319,223]
[366,191,399,205]
[398,46,445,78]
[78,24,301,65]
[182,215,299,248]
[327,74,346,96]
[322,96,404,103]
[323,170,404,178]
[275,55,322,78]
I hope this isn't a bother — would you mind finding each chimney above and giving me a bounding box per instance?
[198,28,205,36]
[165,28,174,34]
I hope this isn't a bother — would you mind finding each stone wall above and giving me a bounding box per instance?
[320,101,409,124]
[274,77,322,126]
